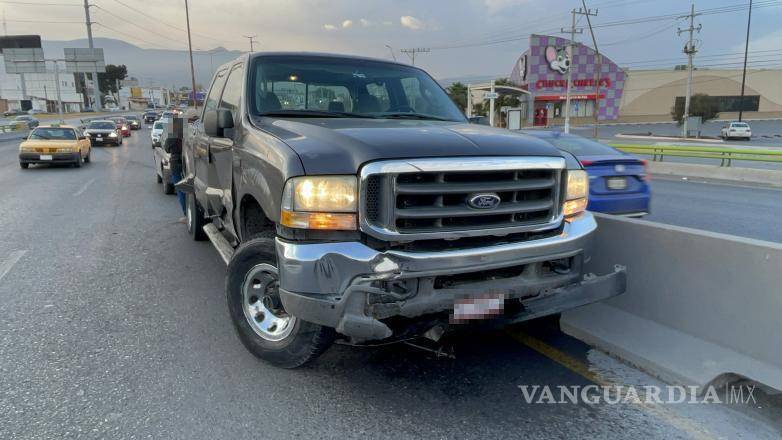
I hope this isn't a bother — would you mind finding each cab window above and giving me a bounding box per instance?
[219,64,245,114]
[29,127,77,140]
[203,69,229,118]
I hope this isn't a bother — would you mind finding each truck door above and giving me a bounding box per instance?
[193,68,229,211]
[206,63,245,240]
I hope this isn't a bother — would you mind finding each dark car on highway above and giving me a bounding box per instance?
[523,131,651,217]
[14,115,39,129]
[143,110,159,123]
[125,115,141,130]
[83,120,122,146]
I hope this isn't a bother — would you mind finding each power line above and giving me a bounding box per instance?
[109,0,243,45]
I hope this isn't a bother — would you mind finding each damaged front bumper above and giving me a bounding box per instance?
[276,212,626,342]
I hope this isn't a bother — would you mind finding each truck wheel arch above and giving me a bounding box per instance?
[239,195,275,241]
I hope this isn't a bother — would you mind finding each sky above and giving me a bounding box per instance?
[5,0,782,80]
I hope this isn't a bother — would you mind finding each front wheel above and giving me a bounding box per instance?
[20,162,28,169]
[186,193,207,241]
[226,238,335,368]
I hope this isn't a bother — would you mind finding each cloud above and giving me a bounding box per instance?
[342,19,353,28]
[323,24,337,31]
[400,15,425,30]
[359,18,372,27]
[484,0,528,14]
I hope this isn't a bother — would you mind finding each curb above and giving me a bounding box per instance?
[649,162,782,187]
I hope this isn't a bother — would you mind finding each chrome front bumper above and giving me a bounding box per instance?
[275,212,626,341]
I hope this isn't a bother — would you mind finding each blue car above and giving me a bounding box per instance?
[523,131,651,217]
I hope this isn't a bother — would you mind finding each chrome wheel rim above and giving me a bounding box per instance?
[241,264,296,341]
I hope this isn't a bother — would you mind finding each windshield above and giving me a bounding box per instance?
[542,135,620,156]
[153,122,165,130]
[126,116,139,120]
[249,55,466,121]
[88,121,116,130]
[29,127,76,140]
[731,123,749,128]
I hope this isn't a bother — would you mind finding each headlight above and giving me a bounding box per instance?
[109,132,118,138]
[57,147,74,153]
[563,170,588,218]
[122,125,128,130]
[280,176,357,230]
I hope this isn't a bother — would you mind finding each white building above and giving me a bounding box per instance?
[118,85,171,110]
[0,56,85,113]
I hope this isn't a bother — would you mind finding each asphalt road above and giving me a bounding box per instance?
[645,176,782,243]
[0,127,779,439]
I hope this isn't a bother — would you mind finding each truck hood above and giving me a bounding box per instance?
[252,117,565,174]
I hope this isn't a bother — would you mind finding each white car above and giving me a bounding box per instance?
[720,122,752,141]
[151,120,166,148]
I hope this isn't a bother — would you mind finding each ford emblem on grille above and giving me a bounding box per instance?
[467,193,501,210]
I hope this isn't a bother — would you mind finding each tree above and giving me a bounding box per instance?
[671,93,719,125]
[446,82,468,111]
[98,64,128,95]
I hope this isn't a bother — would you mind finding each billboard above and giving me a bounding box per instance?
[510,34,627,120]
[64,48,106,73]
[3,48,46,74]
[0,35,42,53]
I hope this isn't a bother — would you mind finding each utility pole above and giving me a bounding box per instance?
[738,0,752,122]
[83,0,101,110]
[678,3,701,138]
[184,0,198,108]
[243,35,257,52]
[489,80,495,127]
[53,60,64,123]
[400,48,430,66]
[560,9,583,133]
[578,1,600,138]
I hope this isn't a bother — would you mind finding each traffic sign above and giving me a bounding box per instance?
[64,48,106,73]
[3,48,45,74]
[484,92,499,99]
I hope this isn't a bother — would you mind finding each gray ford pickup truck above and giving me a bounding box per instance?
[179,52,626,368]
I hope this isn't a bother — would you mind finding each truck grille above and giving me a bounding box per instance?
[360,157,565,240]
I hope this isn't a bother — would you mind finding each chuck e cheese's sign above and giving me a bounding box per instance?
[510,34,627,120]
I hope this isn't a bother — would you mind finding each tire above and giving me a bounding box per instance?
[186,193,208,241]
[20,162,28,169]
[226,238,335,368]
[84,150,91,163]
[156,173,163,183]
[162,170,175,195]
[74,154,82,168]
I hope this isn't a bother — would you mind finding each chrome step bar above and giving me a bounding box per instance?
[203,223,234,265]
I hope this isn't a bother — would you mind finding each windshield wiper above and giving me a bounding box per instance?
[258,110,375,119]
[379,113,451,121]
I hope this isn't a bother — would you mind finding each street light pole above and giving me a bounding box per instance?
[738,0,752,122]
[384,45,397,61]
[561,9,583,134]
[184,0,198,108]
[678,3,701,138]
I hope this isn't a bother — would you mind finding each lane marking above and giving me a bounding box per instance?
[0,250,27,283]
[508,331,714,440]
[73,178,96,197]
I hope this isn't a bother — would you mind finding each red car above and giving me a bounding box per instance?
[109,117,131,137]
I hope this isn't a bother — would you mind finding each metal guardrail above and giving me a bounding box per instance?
[611,144,782,167]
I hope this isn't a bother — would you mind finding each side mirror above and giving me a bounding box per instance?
[78,136,87,140]
[203,108,234,137]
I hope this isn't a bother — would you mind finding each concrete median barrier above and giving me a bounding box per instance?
[562,213,782,392]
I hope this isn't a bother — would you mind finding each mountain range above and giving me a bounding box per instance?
[42,37,243,89]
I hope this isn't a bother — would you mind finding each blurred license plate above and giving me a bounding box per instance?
[39,154,52,160]
[452,293,505,322]
[607,177,627,190]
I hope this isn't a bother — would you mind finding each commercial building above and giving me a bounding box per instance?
[492,34,782,126]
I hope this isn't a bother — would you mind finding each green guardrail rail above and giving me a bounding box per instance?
[609,144,782,167]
